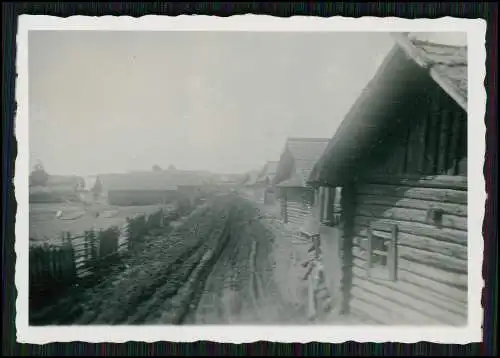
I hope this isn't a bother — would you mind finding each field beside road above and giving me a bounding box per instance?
[29,201,171,244]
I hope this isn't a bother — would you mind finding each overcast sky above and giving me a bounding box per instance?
[29,31,396,176]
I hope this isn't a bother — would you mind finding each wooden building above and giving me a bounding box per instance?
[308,34,468,325]
[249,161,279,204]
[241,170,261,199]
[99,170,209,206]
[274,138,330,229]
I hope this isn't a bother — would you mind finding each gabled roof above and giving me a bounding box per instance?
[308,34,468,186]
[276,138,330,187]
[393,33,467,111]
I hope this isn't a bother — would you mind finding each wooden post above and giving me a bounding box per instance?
[66,232,76,282]
[366,228,373,277]
[323,187,330,223]
[388,225,399,281]
[339,182,355,315]
[283,192,288,224]
[84,231,90,271]
[90,230,98,274]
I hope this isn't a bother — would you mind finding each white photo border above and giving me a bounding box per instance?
[15,14,486,344]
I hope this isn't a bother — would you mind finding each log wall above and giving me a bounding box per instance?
[343,86,468,325]
[280,187,314,229]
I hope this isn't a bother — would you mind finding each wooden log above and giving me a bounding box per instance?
[417,113,429,174]
[356,194,467,217]
[352,266,467,318]
[437,106,452,173]
[352,250,468,291]
[456,112,467,176]
[353,225,468,260]
[354,216,467,245]
[388,225,398,281]
[350,297,389,324]
[351,287,442,324]
[397,265,468,301]
[360,174,467,190]
[356,184,467,205]
[356,204,467,231]
[366,229,373,275]
[351,276,466,325]
[398,245,467,274]
[424,95,441,174]
[447,113,462,175]
[340,182,356,315]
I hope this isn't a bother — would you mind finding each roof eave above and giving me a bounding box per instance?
[392,32,467,112]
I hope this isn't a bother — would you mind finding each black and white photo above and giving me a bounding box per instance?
[15,15,485,344]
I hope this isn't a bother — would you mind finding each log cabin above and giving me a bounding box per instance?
[251,161,279,204]
[274,138,330,230]
[307,34,468,325]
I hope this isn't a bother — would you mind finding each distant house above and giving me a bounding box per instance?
[99,170,210,206]
[273,138,330,229]
[241,170,261,198]
[248,161,279,204]
[29,175,85,203]
[308,34,468,325]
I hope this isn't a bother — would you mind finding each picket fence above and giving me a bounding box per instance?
[29,209,169,303]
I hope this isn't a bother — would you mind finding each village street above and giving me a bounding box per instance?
[32,192,316,325]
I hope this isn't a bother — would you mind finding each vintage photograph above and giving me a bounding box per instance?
[16,15,484,344]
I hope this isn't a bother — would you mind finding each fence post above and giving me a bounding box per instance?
[65,232,77,284]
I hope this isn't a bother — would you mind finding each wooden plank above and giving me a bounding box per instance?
[417,114,429,174]
[357,194,467,217]
[424,95,441,174]
[388,225,398,281]
[356,204,467,231]
[447,113,462,175]
[356,184,467,205]
[437,106,452,173]
[405,119,421,174]
[456,112,467,176]
[352,266,467,317]
[360,174,467,190]
[353,248,468,291]
[366,228,373,274]
[354,216,467,245]
[351,286,442,324]
[352,274,466,325]
[353,225,468,260]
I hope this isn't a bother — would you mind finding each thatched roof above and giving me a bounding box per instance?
[99,170,211,192]
[275,138,330,188]
[308,34,468,186]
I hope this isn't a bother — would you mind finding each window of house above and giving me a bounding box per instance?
[365,225,398,281]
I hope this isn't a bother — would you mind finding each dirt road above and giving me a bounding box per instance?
[33,193,310,325]
[184,197,307,324]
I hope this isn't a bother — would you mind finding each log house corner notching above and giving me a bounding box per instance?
[307,34,468,325]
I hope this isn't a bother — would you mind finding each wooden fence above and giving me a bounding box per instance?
[29,209,169,305]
